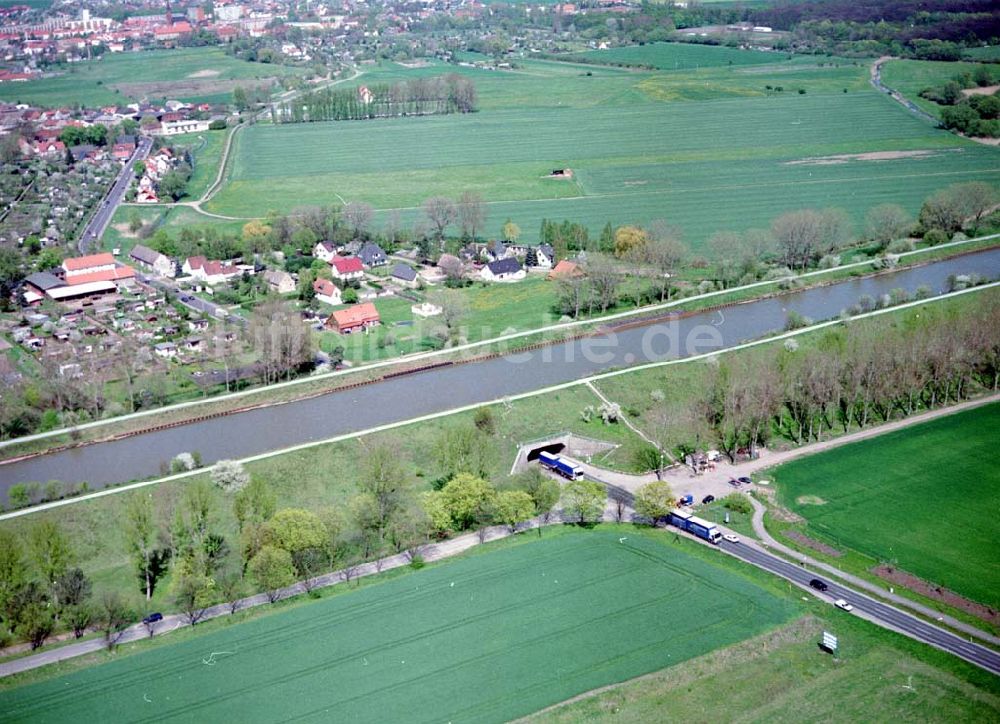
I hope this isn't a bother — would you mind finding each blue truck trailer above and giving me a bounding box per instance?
[538,451,584,480]
[668,508,722,544]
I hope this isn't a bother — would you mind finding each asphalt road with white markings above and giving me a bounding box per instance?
[78,136,153,254]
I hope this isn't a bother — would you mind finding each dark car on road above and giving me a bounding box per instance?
[702,495,715,504]
[142,612,163,625]
[809,579,828,592]
[737,476,752,485]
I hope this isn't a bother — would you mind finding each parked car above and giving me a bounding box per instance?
[722,533,739,543]
[737,476,752,485]
[809,579,828,592]
[834,599,854,612]
[142,612,163,625]
[728,480,740,488]
[702,495,715,504]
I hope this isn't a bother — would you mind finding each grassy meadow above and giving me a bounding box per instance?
[0,47,301,107]
[0,528,798,722]
[573,41,793,69]
[534,611,1000,723]
[210,51,1000,247]
[771,402,1000,608]
[880,59,1000,119]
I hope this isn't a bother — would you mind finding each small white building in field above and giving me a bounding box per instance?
[411,302,442,318]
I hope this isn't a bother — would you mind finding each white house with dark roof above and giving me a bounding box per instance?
[313,241,339,262]
[481,257,525,283]
[390,263,419,288]
[357,242,388,268]
[536,244,556,268]
[130,244,175,277]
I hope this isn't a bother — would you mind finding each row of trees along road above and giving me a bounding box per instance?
[635,295,1000,467]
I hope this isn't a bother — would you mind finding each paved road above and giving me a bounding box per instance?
[573,468,1000,676]
[723,540,1000,675]
[78,136,153,254]
[137,272,246,326]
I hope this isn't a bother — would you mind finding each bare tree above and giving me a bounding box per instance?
[456,191,487,241]
[438,254,465,282]
[864,204,912,248]
[430,289,470,334]
[556,274,590,319]
[647,236,687,301]
[342,202,374,239]
[248,299,313,385]
[771,209,824,270]
[423,196,456,242]
[953,181,998,225]
[585,254,621,313]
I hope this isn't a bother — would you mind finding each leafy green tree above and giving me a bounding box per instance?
[249,546,296,603]
[233,85,249,111]
[420,491,452,537]
[0,529,28,626]
[234,476,276,532]
[125,494,166,601]
[433,425,495,481]
[26,521,72,603]
[171,557,215,625]
[98,591,133,651]
[6,484,28,509]
[64,603,94,639]
[506,468,559,521]
[633,445,665,479]
[502,218,520,243]
[493,490,535,533]
[634,481,676,523]
[440,473,496,530]
[263,509,328,555]
[158,168,190,201]
[53,568,91,608]
[16,600,54,650]
[560,480,605,523]
[0,248,24,304]
[614,225,648,258]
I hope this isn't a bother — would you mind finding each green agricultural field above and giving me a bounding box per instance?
[880,59,1000,119]
[210,53,1000,247]
[534,613,1000,723]
[0,528,797,722]
[0,47,301,107]
[169,128,228,200]
[963,46,1000,62]
[573,41,792,69]
[771,402,1000,608]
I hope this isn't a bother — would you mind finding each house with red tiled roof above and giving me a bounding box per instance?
[61,253,136,287]
[329,256,364,282]
[326,302,380,334]
[313,278,342,306]
[547,259,584,280]
[33,139,65,157]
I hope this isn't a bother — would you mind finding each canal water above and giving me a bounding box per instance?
[2,248,998,492]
